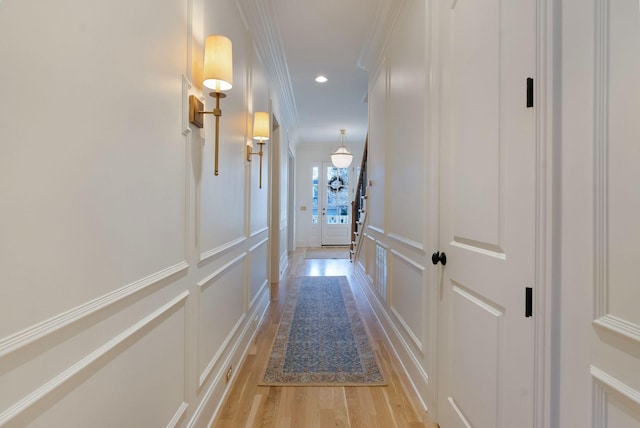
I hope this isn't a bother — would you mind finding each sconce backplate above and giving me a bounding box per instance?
[189,95,204,128]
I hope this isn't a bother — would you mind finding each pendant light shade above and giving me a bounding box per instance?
[331,129,353,168]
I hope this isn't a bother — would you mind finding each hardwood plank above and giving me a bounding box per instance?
[211,249,436,428]
[245,395,264,428]
[260,387,281,428]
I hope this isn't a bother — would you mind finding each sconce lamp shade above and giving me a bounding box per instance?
[330,129,353,168]
[253,112,270,141]
[203,35,233,91]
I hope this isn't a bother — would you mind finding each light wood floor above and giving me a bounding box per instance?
[211,249,437,428]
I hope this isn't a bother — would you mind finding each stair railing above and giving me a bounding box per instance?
[350,138,368,262]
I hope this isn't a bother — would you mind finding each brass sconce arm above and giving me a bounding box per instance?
[202,92,224,176]
[189,92,226,176]
[247,140,265,189]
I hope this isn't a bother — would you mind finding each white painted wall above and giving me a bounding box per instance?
[354,0,436,412]
[367,62,387,234]
[269,125,290,283]
[386,5,426,247]
[0,0,280,425]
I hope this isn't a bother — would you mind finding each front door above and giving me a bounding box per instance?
[320,162,350,246]
[437,0,536,426]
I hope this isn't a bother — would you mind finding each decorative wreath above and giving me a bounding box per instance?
[328,176,346,193]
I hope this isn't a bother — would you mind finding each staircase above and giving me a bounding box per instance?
[349,139,368,263]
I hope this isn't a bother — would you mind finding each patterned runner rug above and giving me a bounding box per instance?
[261,276,385,386]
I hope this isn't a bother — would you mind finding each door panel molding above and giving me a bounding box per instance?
[592,366,640,427]
[451,282,503,428]
[450,237,506,260]
[594,315,640,345]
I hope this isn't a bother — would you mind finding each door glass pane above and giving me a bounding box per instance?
[326,166,349,225]
[312,167,318,224]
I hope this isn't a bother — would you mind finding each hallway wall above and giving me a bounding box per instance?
[0,0,281,426]
[355,0,437,412]
[269,125,290,283]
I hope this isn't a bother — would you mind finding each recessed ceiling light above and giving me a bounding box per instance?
[315,75,328,83]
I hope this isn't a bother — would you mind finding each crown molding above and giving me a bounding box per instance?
[357,0,407,72]
[235,0,300,146]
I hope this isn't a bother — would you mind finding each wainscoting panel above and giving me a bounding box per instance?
[388,233,424,253]
[200,237,247,265]
[278,223,288,281]
[354,260,430,413]
[0,266,189,422]
[0,261,188,360]
[363,235,376,283]
[248,237,269,308]
[389,249,425,353]
[0,293,188,428]
[197,254,246,387]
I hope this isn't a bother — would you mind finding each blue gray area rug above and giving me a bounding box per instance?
[261,276,385,386]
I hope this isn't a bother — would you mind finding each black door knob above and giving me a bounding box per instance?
[432,251,447,266]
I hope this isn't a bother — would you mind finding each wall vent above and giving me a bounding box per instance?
[375,243,388,303]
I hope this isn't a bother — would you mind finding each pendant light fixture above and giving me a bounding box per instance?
[330,129,353,168]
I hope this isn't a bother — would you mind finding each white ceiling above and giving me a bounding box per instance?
[270,0,378,149]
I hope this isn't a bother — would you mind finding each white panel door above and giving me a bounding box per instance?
[437,0,536,426]
[320,162,350,246]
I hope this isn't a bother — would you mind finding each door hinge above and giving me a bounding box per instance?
[525,287,533,317]
[526,77,534,108]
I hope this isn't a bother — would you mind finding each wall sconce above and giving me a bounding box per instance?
[330,129,353,168]
[247,111,270,189]
[189,35,233,176]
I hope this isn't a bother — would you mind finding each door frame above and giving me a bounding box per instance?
[287,148,295,253]
[532,0,554,426]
